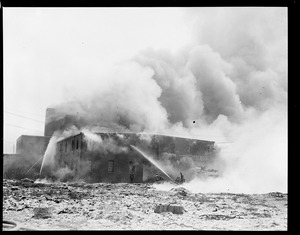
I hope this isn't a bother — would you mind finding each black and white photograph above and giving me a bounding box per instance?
[3,6,288,230]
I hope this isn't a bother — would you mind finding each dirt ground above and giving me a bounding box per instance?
[2,179,287,230]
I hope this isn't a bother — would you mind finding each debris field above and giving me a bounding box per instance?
[3,179,287,230]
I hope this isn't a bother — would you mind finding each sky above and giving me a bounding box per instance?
[3,7,287,193]
[3,7,192,153]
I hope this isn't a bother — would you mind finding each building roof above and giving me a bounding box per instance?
[17,135,51,142]
[56,131,215,144]
[56,132,83,143]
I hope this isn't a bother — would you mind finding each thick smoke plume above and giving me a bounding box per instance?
[48,8,287,193]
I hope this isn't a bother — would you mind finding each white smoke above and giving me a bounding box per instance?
[82,129,128,154]
[53,166,74,181]
[52,61,169,132]
[47,8,287,193]
[81,129,103,151]
[137,8,287,193]
[137,132,153,143]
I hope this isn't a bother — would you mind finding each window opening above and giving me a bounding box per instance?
[108,160,114,173]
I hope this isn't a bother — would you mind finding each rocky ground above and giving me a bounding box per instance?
[3,179,287,230]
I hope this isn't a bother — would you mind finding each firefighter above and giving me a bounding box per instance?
[175,177,181,183]
[155,173,161,181]
[180,172,185,183]
[130,166,135,183]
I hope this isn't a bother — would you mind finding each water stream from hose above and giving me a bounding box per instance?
[130,145,174,182]
[26,155,43,175]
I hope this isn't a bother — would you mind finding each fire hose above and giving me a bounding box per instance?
[2,220,38,231]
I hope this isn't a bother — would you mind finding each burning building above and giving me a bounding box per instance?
[5,107,216,182]
[50,131,215,183]
[53,132,144,183]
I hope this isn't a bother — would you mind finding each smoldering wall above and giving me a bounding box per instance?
[45,8,286,192]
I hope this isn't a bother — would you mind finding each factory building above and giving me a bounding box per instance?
[5,107,216,182]
[53,132,215,183]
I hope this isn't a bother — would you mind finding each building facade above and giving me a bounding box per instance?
[7,107,216,182]
[54,133,144,183]
[53,132,215,183]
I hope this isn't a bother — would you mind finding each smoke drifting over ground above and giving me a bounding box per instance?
[47,8,287,193]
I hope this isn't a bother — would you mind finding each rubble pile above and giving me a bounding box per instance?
[3,179,287,230]
[33,208,53,219]
[154,205,184,214]
[170,187,191,197]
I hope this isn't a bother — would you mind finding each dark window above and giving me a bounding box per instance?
[76,138,79,149]
[108,160,114,173]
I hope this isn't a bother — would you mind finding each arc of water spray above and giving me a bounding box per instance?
[26,155,44,175]
[130,145,175,182]
[40,135,57,176]
[40,155,45,175]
